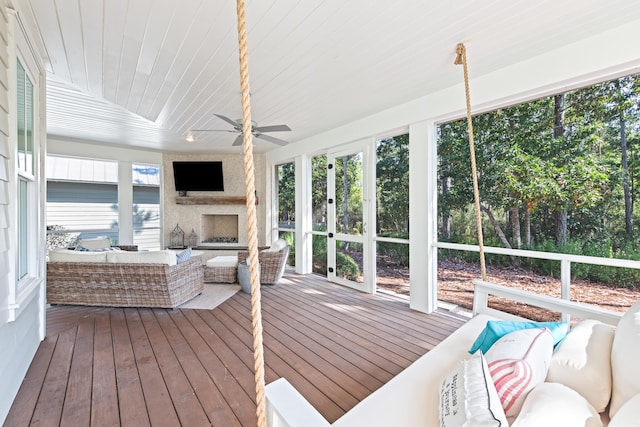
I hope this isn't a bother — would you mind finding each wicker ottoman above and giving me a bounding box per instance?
[204,256,238,283]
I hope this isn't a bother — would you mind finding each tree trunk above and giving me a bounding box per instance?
[556,210,568,246]
[481,205,510,249]
[617,82,633,240]
[442,176,451,239]
[481,205,516,263]
[524,201,531,247]
[510,206,521,249]
[554,93,568,246]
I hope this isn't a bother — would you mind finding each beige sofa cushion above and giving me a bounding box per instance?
[49,249,107,263]
[106,250,177,265]
[77,236,111,250]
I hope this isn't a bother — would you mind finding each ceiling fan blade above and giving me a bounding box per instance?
[253,124,291,133]
[232,134,244,146]
[190,129,236,133]
[213,114,240,127]
[255,133,288,146]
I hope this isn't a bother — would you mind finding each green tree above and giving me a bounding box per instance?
[277,163,296,225]
[376,134,409,234]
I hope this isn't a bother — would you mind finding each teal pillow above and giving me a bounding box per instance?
[469,320,569,354]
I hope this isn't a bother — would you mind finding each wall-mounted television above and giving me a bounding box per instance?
[173,161,224,192]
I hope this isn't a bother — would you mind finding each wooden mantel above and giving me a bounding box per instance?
[175,196,258,205]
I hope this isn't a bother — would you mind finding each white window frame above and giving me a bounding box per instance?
[8,10,45,323]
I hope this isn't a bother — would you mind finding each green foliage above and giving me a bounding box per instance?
[336,252,360,281]
[377,135,409,234]
[280,232,295,266]
[377,232,409,266]
[277,163,296,224]
[46,225,77,251]
[438,72,640,289]
[309,234,360,280]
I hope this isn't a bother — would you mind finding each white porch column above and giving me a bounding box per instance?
[118,161,133,245]
[295,155,312,274]
[409,120,438,313]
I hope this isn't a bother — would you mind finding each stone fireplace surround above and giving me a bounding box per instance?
[162,152,267,256]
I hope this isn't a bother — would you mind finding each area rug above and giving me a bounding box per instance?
[178,284,241,310]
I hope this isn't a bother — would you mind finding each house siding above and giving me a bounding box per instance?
[0,3,47,423]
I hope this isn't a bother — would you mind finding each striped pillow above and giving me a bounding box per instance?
[176,247,192,264]
[485,328,554,417]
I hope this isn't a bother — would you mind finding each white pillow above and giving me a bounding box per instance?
[107,250,177,266]
[265,238,288,252]
[77,236,111,250]
[546,319,614,412]
[48,249,108,263]
[609,393,640,427]
[512,382,603,427]
[485,328,554,418]
[610,299,640,418]
[440,352,508,427]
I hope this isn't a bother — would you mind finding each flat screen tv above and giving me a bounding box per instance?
[173,161,224,192]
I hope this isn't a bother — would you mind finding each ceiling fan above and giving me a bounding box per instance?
[190,114,291,146]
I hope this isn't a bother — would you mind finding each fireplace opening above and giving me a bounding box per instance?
[201,214,239,244]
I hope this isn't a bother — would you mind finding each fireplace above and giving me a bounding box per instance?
[201,214,239,245]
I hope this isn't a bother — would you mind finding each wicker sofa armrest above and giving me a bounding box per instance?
[237,246,289,285]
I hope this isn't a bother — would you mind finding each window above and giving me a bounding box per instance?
[276,162,295,265]
[46,157,162,250]
[375,133,410,292]
[132,163,161,250]
[16,59,35,283]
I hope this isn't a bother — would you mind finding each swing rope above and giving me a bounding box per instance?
[234,0,266,425]
[455,43,487,281]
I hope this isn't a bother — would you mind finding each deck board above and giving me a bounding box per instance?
[59,318,94,427]
[124,308,181,427]
[5,272,466,426]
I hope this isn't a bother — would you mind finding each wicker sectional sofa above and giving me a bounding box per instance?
[46,249,204,308]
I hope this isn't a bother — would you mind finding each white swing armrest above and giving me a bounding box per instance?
[472,279,622,326]
[266,378,332,427]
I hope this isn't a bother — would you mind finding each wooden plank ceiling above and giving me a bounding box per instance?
[18,0,640,153]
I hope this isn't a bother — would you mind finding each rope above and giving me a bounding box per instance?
[235,0,266,425]
[455,43,487,281]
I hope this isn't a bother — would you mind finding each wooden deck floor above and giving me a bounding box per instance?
[4,272,466,427]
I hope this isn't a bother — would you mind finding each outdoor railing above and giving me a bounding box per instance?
[435,241,640,321]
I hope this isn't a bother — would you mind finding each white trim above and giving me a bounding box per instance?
[118,160,133,245]
[409,120,437,313]
[294,155,312,274]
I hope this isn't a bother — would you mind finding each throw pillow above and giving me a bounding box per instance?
[512,382,603,427]
[440,352,508,427]
[609,393,640,427]
[176,247,192,264]
[485,328,554,418]
[265,238,288,252]
[546,319,614,412]
[609,298,640,418]
[77,236,111,250]
[469,320,569,354]
[74,245,91,251]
